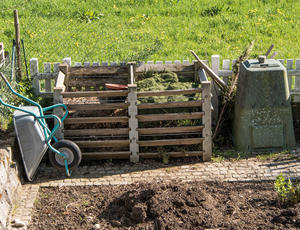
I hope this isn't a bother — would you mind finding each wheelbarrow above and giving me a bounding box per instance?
[0,72,82,181]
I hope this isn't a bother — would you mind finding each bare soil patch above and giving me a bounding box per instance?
[30,181,300,229]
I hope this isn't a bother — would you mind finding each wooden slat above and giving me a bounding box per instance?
[137,112,204,122]
[66,103,128,111]
[136,63,194,73]
[69,66,128,76]
[138,138,203,147]
[138,126,204,135]
[138,100,202,109]
[64,128,129,136]
[62,90,129,98]
[137,88,202,97]
[68,78,128,87]
[82,151,130,159]
[75,140,129,148]
[139,151,203,158]
[64,116,128,124]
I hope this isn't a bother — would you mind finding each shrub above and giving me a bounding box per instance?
[274,173,300,205]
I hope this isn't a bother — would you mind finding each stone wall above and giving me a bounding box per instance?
[0,144,22,229]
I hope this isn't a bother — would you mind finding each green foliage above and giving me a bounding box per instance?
[76,10,104,23]
[274,173,300,205]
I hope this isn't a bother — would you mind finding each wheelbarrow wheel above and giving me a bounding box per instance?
[49,139,82,170]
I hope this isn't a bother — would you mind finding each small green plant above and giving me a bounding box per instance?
[274,173,300,205]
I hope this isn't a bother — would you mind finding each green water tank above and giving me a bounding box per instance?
[233,56,295,152]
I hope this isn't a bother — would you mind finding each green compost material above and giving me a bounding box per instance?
[137,72,200,103]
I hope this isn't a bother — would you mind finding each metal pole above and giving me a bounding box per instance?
[14,9,22,82]
[21,40,29,79]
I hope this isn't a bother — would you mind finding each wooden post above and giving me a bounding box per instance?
[0,43,4,68]
[211,54,220,126]
[199,69,212,161]
[30,58,40,95]
[127,62,136,84]
[14,10,22,82]
[128,84,139,163]
[222,59,230,84]
[44,62,51,93]
[59,63,69,91]
[53,71,66,140]
[294,59,300,102]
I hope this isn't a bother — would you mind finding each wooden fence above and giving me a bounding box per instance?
[53,62,211,162]
[30,55,300,102]
[0,43,5,68]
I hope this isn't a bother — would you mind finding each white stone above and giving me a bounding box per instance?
[93,223,101,229]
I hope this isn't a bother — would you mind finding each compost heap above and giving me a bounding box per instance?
[137,72,200,103]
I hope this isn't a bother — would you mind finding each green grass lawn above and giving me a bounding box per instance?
[0,0,300,65]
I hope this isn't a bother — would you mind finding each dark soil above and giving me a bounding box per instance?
[30,181,300,230]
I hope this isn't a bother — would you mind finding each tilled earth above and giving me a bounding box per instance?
[30,181,300,230]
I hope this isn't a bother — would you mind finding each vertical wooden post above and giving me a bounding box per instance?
[0,43,4,67]
[62,57,71,66]
[211,55,220,126]
[53,71,66,140]
[222,59,231,84]
[199,69,212,162]
[128,84,139,163]
[30,58,40,95]
[44,62,51,93]
[59,64,69,91]
[127,62,136,84]
[14,10,22,82]
[294,59,300,102]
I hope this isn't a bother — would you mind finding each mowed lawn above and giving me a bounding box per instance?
[0,0,299,64]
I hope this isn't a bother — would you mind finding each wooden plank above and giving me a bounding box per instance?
[75,140,130,148]
[202,80,212,161]
[138,126,204,135]
[68,77,128,87]
[82,152,130,159]
[138,100,203,109]
[30,58,40,95]
[44,63,52,93]
[136,63,194,73]
[139,151,203,158]
[68,66,128,76]
[62,90,129,98]
[137,112,204,122]
[66,103,128,111]
[138,138,203,147]
[64,116,128,124]
[137,88,202,97]
[64,128,129,137]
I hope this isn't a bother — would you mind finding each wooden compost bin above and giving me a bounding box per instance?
[53,61,212,162]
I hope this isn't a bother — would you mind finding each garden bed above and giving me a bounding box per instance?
[30,181,300,229]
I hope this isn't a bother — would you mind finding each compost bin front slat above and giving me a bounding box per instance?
[75,140,130,148]
[82,152,131,159]
[139,151,203,158]
[137,138,204,147]
[136,112,204,122]
[137,88,202,97]
[64,116,129,124]
[136,63,194,73]
[61,90,129,98]
[68,77,128,87]
[137,126,204,135]
[66,103,128,111]
[69,65,128,76]
[64,128,129,136]
[137,100,203,109]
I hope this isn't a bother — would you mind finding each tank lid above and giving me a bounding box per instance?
[244,59,281,69]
